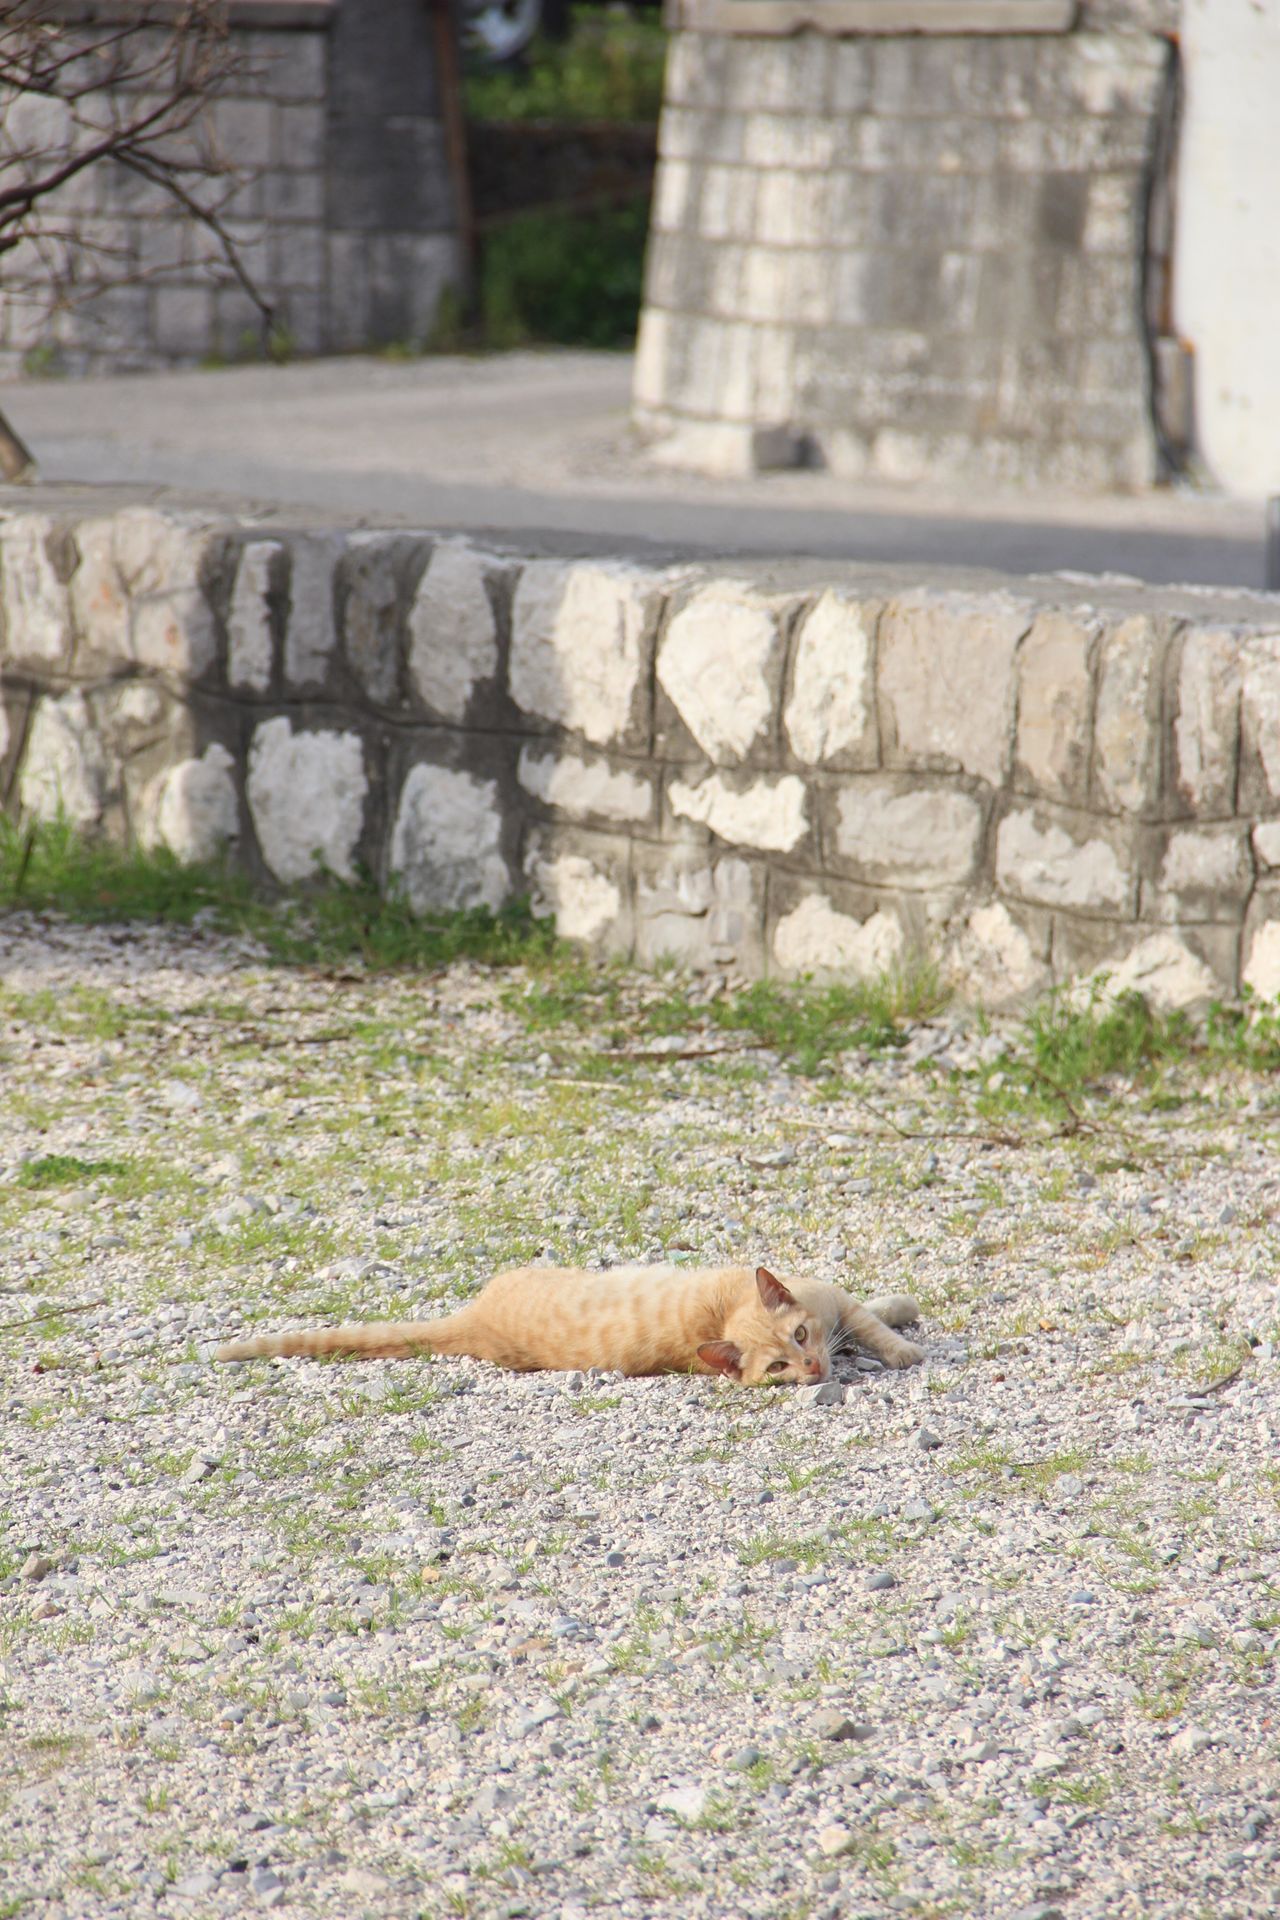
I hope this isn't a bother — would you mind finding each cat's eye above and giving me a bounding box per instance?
[767,1359,789,1375]
[794,1325,808,1347]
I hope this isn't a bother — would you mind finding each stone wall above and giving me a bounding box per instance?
[3,496,1280,1009]
[634,13,1177,488]
[0,0,461,376]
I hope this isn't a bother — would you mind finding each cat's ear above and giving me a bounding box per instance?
[756,1267,796,1313]
[698,1340,744,1379]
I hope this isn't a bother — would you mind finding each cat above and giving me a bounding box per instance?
[216,1265,924,1385]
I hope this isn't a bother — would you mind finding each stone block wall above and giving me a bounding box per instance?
[0,0,461,375]
[4,496,1280,1009]
[635,15,1174,488]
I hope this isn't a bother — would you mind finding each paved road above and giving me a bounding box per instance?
[2,350,1269,588]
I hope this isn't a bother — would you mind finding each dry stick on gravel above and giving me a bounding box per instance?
[0,1299,107,1333]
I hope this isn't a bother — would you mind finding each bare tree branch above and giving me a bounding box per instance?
[0,0,272,390]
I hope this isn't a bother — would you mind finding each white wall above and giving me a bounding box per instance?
[1175,0,1280,498]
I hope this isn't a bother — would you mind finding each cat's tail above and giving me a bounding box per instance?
[863,1293,921,1328]
[216,1316,468,1363]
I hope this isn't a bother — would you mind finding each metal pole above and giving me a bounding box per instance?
[1268,497,1280,593]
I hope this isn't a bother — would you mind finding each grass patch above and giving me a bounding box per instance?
[16,1155,129,1189]
[984,979,1280,1127]
[0,814,255,926]
[504,960,947,1074]
[0,818,560,973]
[705,971,945,1074]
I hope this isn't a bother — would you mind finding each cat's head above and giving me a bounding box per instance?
[698,1267,831,1386]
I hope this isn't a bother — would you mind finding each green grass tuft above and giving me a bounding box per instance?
[17,1155,129,1189]
[0,814,255,924]
[704,969,947,1073]
[1018,985,1192,1086]
[0,818,560,973]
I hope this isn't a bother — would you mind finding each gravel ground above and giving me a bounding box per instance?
[1,916,1278,1920]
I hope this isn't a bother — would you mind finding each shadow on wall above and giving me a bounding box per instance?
[4,502,1280,1008]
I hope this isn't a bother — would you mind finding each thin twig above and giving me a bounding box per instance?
[114,149,276,336]
[1199,1361,1247,1396]
[607,1040,768,1064]
[0,1298,106,1335]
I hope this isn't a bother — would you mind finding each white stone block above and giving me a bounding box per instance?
[1094,616,1161,814]
[228,541,281,692]
[658,584,783,764]
[652,156,693,232]
[1244,920,1280,1000]
[699,164,757,243]
[68,517,129,658]
[510,561,655,747]
[341,532,406,705]
[668,770,807,852]
[1175,626,1241,813]
[246,716,365,884]
[518,748,651,823]
[390,763,508,914]
[113,683,166,729]
[284,534,340,689]
[635,850,761,968]
[70,508,220,677]
[1252,822,1280,869]
[147,745,239,863]
[1158,827,1251,900]
[527,849,622,945]
[1015,609,1097,801]
[117,509,219,677]
[772,895,904,980]
[632,309,671,412]
[406,542,504,723]
[836,784,984,889]
[1240,633,1280,801]
[19,689,111,829]
[784,591,877,766]
[1081,934,1218,1013]
[879,592,1029,789]
[996,809,1130,914]
[646,420,785,479]
[0,517,70,664]
[946,902,1047,1004]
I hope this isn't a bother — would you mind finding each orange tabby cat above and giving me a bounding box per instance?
[216,1265,924,1384]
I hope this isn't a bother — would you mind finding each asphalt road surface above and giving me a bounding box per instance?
[2,350,1269,589]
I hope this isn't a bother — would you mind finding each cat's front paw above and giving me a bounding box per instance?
[884,1339,925,1369]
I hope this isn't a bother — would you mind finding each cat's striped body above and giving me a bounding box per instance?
[216,1265,924,1385]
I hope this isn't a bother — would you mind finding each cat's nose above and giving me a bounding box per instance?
[805,1356,823,1378]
